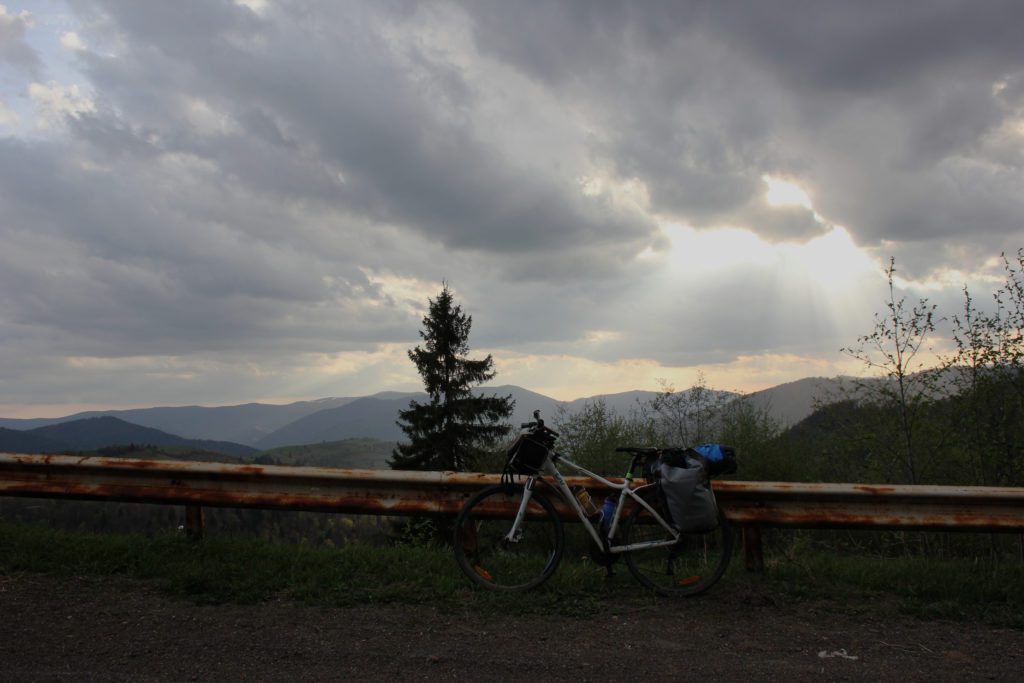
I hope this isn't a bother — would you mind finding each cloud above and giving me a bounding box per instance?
[458,0,1024,268]
[0,135,417,357]
[1,1,1022,412]
[60,31,85,52]
[66,0,658,263]
[0,5,40,75]
[696,1,1024,96]
[29,81,96,129]
[0,99,17,125]
[54,0,1024,271]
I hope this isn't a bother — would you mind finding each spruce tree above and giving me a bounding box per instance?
[390,284,514,472]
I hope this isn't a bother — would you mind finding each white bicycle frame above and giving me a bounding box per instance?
[506,451,680,553]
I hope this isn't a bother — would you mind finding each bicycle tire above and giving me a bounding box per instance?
[453,483,564,591]
[621,493,733,597]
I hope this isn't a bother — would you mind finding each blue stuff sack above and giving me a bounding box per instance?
[692,444,738,477]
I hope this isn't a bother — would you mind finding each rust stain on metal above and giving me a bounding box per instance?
[2,453,1023,530]
[123,458,162,468]
[852,485,898,495]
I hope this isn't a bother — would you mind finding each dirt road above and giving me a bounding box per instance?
[1,573,1020,681]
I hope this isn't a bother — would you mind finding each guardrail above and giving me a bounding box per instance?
[3,453,1023,569]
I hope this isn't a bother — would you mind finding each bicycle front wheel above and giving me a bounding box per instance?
[453,484,564,591]
[621,496,733,597]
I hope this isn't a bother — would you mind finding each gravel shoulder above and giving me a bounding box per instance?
[1,573,1021,681]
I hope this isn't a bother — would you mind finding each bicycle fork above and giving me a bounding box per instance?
[504,476,538,543]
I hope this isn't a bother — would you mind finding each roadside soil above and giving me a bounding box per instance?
[1,573,1021,681]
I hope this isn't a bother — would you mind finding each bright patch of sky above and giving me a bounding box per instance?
[1,1,89,135]
[763,176,813,210]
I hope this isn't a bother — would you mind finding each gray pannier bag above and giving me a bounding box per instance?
[658,455,719,532]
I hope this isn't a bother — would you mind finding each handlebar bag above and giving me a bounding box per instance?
[503,434,550,475]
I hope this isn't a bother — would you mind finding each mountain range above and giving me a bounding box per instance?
[0,378,846,454]
[0,416,257,457]
[0,396,366,445]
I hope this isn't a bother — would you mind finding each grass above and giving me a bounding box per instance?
[0,521,637,616]
[1,520,1022,627]
[754,547,1024,629]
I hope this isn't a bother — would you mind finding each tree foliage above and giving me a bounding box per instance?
[840,257,942,484]
[552,399,654,476]
[796,251,1024,491]
[945,250,1024,488]
[647,372,730,446]
[390,285,514,472]
[551,376,782,480]
[715,396,784,480]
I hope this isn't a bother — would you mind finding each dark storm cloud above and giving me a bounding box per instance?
[460,0,1024,265]
[0,135,411,359]
[462,1,1024,97]
[32,0,1024,285]
[72,0,657,257]
[699,1,1024,95]
[2,0,659,390]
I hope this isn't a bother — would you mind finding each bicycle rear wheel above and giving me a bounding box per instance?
[621,495,732,597]
[453,484,564,591]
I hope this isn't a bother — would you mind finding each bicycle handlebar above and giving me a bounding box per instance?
[520,411,559,438]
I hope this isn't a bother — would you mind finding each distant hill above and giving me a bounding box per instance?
[0,395,413,446]
[737,377,855,428]
[1,417,256,457]
[2,385,731,452]
[736,371,969,429]
[1,380,859,452]
[252,385,658,448]
[564,389,663,416]
[466,385,666,429]
[252,438,396,469]
[0,427,69,454]
[254,396,420,448]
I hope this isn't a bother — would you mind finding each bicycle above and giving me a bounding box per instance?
[453,411,733,596]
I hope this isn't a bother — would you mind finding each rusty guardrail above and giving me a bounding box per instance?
[3,453,1024,533]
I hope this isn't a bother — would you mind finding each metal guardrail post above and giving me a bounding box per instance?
[185,505,204,540]
[743,526,764,572]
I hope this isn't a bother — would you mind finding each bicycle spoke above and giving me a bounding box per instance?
[453,485,564,591]
[622,501,732,597]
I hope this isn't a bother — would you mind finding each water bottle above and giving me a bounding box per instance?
[572,486,600,518]
[601,497,617,535]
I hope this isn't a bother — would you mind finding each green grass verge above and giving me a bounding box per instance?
[0,521,645,616]
[2,521,1021,627]
[755,550,1024,629]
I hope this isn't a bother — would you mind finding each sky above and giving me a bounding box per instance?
[1,1,1023,417]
